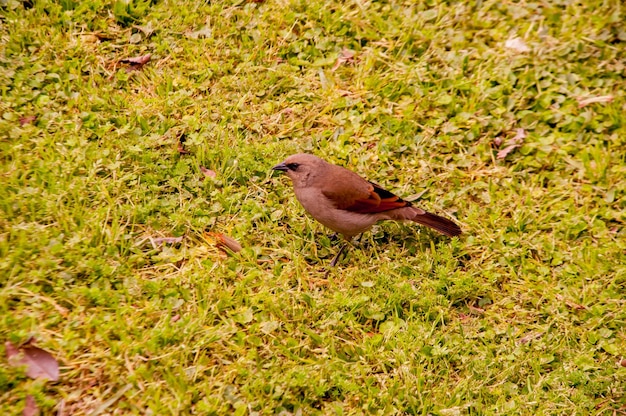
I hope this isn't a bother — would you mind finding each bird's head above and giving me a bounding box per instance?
[272,153,326,188]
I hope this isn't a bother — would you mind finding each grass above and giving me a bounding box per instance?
[1,0,625,414]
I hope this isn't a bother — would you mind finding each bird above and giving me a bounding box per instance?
[272,153,461,266]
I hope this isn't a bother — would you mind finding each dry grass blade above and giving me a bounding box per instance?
[577,95,614,108]
[87,384,132,416]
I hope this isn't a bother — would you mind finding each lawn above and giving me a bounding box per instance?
[1,0,625,414]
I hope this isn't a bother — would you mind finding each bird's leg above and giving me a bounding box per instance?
[329,242,348,267]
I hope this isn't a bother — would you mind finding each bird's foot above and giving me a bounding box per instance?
[328,233,340,242]
[329,244,346,267]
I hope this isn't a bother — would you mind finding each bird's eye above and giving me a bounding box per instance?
[286,163,300,171]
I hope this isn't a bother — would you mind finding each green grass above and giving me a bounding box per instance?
[1,0,625,414]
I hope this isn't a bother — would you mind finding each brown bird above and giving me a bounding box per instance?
[272,153,461,266]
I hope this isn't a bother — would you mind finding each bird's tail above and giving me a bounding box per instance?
[411,211,462,237]
[389,207,462,237]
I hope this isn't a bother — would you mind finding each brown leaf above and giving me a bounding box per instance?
[177,143,189,155]
[120,54,152,72]
[19,115,36,126]
[576,95,613,108]
[120,53,151,66]
[497,128,526,159]
[6,341,60,381]
[620,359,626,367]
[6,341,19,357]
[23,395,39,416]
[331,48,356,72]
[200,166,217,179]
[211,233,242,253]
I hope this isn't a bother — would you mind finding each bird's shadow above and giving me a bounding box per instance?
[360,224,449,251]
[306,224,458,267]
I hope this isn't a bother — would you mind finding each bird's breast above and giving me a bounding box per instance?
[293,187,380,239]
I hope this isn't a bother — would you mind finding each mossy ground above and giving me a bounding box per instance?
[1,0,625,414]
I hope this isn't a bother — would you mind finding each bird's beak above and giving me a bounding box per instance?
[272,162,289,172]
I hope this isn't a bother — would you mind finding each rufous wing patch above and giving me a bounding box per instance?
[342,182,411,214]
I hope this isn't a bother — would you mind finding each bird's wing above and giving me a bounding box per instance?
[323,180,418,214]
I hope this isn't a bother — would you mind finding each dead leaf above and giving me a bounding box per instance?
[19,115,36,126]
[576,95,613,108]
[120,53,151,65]
[517,331,544,345]
[120,54,151,71]
[211,233,242,253]
[200,166,217,179]
[23,395,39,416]
[512,128,526,141]
[458,313,471,321]
[6,341,60,381]
[505,37,530,53]
[620,359,626,367]
[150,236,183,248]
[331,48,356,72]
[56,400,65,416]
[497,128,526,159]
[555,294,587,310]
[177,143,189,155]
[497,144,520,159]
